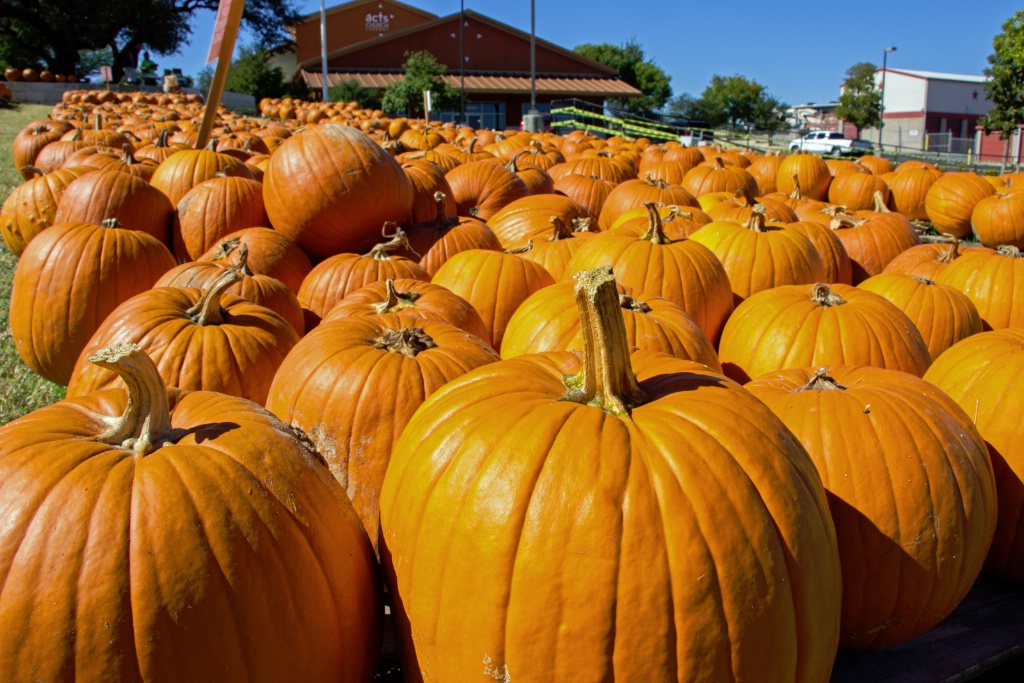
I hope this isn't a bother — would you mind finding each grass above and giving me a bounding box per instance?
[0,102,66,426]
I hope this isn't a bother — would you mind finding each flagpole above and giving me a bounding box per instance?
[320,0,329,102]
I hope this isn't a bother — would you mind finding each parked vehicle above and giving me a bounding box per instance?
[789,130,873,156]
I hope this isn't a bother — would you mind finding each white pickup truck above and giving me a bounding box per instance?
[788,131,873,157]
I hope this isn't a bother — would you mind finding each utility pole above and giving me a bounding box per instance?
[879,46,896,153]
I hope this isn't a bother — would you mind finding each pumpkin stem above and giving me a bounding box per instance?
[368,223,420,260]
[639,202,672,244]
[997,245,1022,258]
[746,203,768,232]
[186,263,241,326]
[810,283,846,307]
[371,279,421,314]
[830,215,866,231]
[433,191,455,231]
[796,368,847,392]
[713,156,726,170]
[209,236,240,261]
[155,129,171,148]
[619,293,652,313]
[505,240,534,254]
[572,216,596,233]
[507,149,529,174]
[937,237,961,263]
[549,216,574,241]
[20,165,44,179]
[789,175,803,200]
[822,204,848,218]
[121,144,140,165]
[373,326,436,357]
[233,243,253,276]
[643,171,668,189]
[872,190,890,213]
[101,218,122,229]
[913,276,936,285]
[563,266,647,417]
[89,343,176,456]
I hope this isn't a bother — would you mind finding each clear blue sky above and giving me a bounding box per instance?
[165,0,1020,107]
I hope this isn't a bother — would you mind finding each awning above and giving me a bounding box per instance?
[298,70,642,98]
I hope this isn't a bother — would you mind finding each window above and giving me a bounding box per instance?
[829,132,845,140]
[438,102,506,130]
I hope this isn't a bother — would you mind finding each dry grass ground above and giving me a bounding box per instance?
[0,103,66,425]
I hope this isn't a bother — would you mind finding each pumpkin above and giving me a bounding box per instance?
[925,329,1024,581]
[11,119,73,176]
[690,204,826,303]
[882,238,990,281]
[487,193,595,250]
[430,247,554,350]
[786,220,853,285]
[924,172,996,238]
[198,227,312,295]
[566,202,734,344]
[500,278,721,370]
[597,173,699,230]
[513,216,598,280]
[934,245,1024,329]
[831,195,921,283]
[0,343,382,681]
[887,167,942,220]
[611,203,712,238]
[682,156,760,198]
[746,366,996,648]
[9,218,176,385]
[971,191,1024,248]
[379,266,841,682]
[149,147,253,207]
[718,283,932,383]
[67,264,299,404]
[297,226,431,330]
[555,152,636,184]
[705,191,798,224]
[636,159,692,185]
[827,171,889,211]
[857,155,894,175]
[777,154,831,201]
[174,174,268,261]
[746,154,785,195]
[262,124,414,258]
[52,168,175,245]
[505,151,555,195]
[858,273,982,360]
[266,313,499,551]
[552,173,616,219]
[0,166,89,255]
[402,159,456,225]
[402,192,502,276]
[32,128,94,173]
[444,159,530,220]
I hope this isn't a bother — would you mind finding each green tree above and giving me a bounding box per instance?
[980,10,1024,141]
[224,44,288,101]
[381,50,460,118]
[750,93,789,142]
[573,39,671,117]
[0,0,299,82]
[834,62,881,137]
[329,80,381,109]
[699,74,765,130]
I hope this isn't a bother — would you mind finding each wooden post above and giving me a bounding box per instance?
[196,0,246,150]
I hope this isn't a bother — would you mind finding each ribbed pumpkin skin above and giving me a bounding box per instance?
[198,227,313,295]
[174,175,268,260]
[404,214,501,277]
[517,229,596,281]
[832,211,921,283]
[500,280,721,370]
[718,283,932,383]
[827,172,890,211]
[777,154,832,201]
[552,173,616,218]
[689,218,825,303]
[924,172,995,238]
[266,313,499,550]
[263,125,414,258]
[431,249,554,350]
[380,351,841,682]
[746,366,997,648]
[11,120,72,174]
[10,222,176,385]
[66,288,299,403]
[566,231,735,344]
[402,160,456,224]
[149,148,253,207]
[0,386,381,682]
[155,261,304,336]
[682,158,760,198]
[787,220,853,284]
[858,273,982,360]
[444,160,530,220]
[488,194,595,249]
[747,155,784,195]
[597,176,699,230]
[925,329,1024,581]
[883,241,992,281]
[971,191,1024,248]
[888,167,941,220]
[323,278,489,341]
[934,248,1024,329]
[612,204,713,238]
[0,167,87,255]
[53,169,175,245]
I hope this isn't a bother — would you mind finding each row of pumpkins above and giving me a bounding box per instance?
[3,67,80,83]
[1,92,1022,681]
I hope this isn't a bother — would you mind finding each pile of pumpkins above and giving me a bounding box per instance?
[0,90,1022,681]
[3,67,79,83]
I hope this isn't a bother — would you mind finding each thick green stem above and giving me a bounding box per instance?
[563,266,647,417]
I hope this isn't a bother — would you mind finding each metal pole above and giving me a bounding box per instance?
[460,0,465,124]
[879,46,895,154]
[320,0,329,102]
[530,0,536,112]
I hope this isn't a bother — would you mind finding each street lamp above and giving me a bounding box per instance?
[460,0,465,124]
[879,46,896,153]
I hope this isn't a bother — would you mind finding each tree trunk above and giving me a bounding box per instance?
[110,40,142,84]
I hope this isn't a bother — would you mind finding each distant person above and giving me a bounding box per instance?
[139,51,157,75]
[163,72,180,94]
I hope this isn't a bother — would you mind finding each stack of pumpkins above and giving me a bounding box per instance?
[0,93,1022,681]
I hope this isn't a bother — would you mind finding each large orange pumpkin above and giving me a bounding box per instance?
[379,266,841,682]
[174,174,268,260]
[0,343,382,682]
[263,124,413,258]
[444,159,530,220]
[934,245,1024,329]
[924,172,996,238]
[487,193,595,250]
[777,154,831,201]
[52,168,175,245]
[198,227,313,295]
[746,366,996,648]
[0,166,89,255]
[971,191,1024,248]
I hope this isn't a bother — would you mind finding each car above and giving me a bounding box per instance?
[789,131,873,156]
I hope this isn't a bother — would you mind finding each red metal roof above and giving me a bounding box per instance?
[299,70,641,97]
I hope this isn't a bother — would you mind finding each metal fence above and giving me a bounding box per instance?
[924,132,974,155]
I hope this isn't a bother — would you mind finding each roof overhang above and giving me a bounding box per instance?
[299,70,642,98]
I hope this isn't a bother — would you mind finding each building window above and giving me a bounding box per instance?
[522,102,552,115]
[438,102,506,130]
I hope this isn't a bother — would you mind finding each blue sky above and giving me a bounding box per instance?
[165,0,1020,107]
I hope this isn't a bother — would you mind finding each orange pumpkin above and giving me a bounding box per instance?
[402,192,501,276]
[0,165,90,255]
[682,156,759,198]
[174,174,268,260]
[53,168,175,245]
[887,167,942,220]
[934,246,1024,329]
[198,227,313,295]
[444,159,530,220]
[971,191,1024,248]
[777,154,831,201]
[487,193,595,250]
[924,172,996,238]
[597,173,698,230]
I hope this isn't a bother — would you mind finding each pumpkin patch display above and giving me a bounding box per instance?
[380,266,842,682]
[934,245,1024,329]
[0,343,382,682]
[746,366,997,648]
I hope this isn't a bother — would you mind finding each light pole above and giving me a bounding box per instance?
[460,0,465,124]
[320,0,329,103]
[879,46,896,153]
[530,0,536,114]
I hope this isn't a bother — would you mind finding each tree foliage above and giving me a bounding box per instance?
[750,93,789,140]
[697,74,765,130]
[0,0,299,82]
[834,62,881,137]
[381,51,460,118]
[329,80,382,109]
[980,9,1024,139]
[573,39,671,117]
